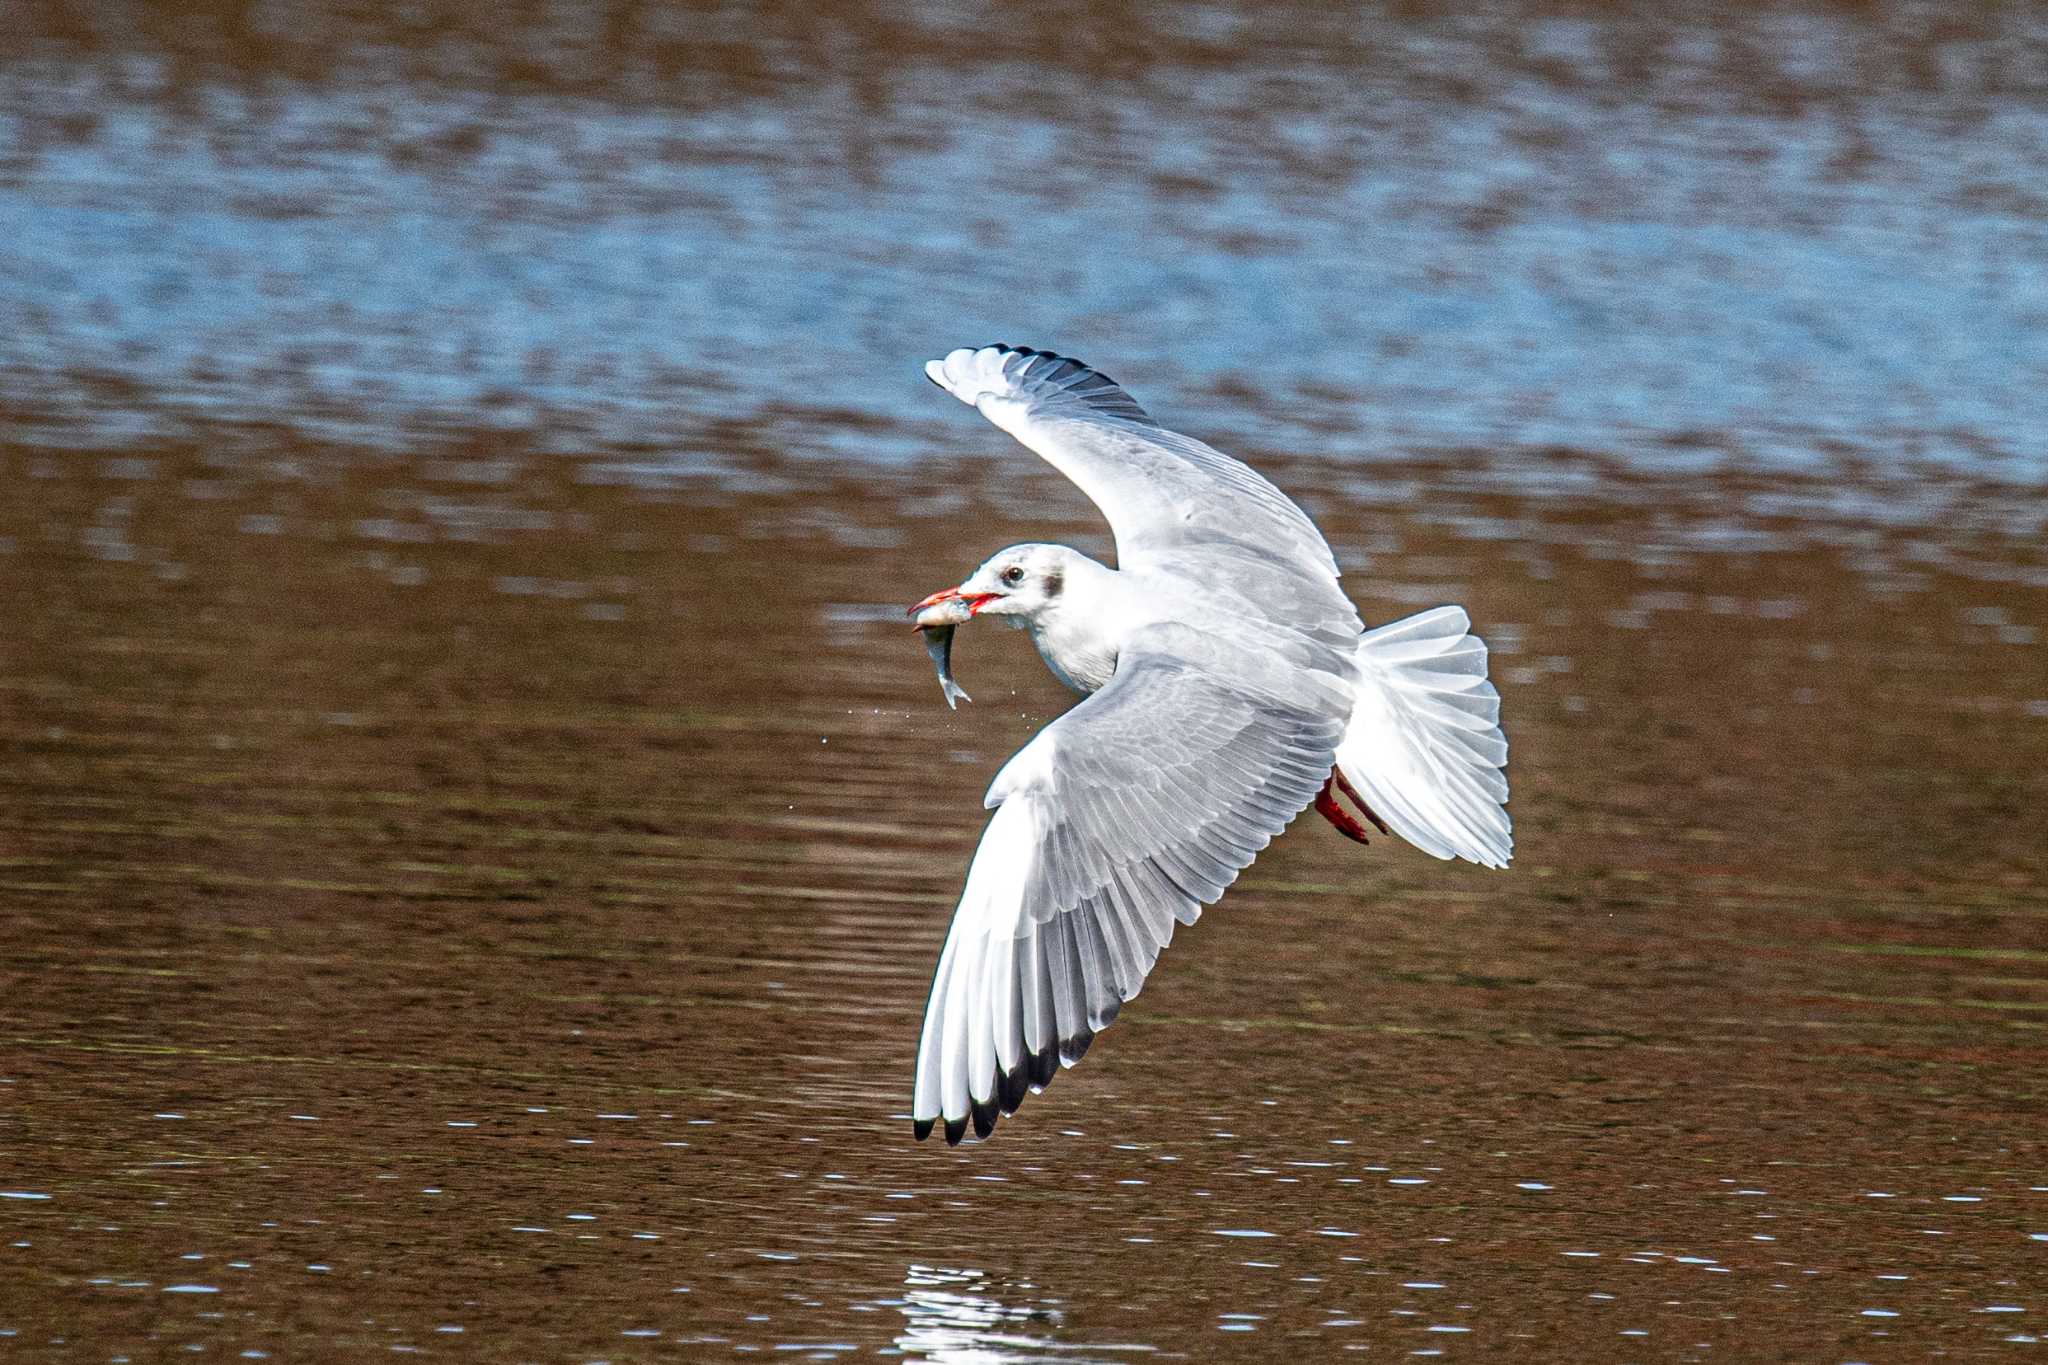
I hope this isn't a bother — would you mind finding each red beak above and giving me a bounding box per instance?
[908,585,998,622]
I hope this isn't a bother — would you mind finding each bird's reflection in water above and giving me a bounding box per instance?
[893,1264,1086,1363]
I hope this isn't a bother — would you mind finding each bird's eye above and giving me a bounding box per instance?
[1001,566,1025,586]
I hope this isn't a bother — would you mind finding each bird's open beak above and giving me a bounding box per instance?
[908,585,998,626]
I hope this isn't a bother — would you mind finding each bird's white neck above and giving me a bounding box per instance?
[1019,554,1136,695]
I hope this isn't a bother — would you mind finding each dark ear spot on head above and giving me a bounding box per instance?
[1043,567,1063,598]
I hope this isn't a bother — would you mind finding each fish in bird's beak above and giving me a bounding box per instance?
[908,585,996,625]
[907,586,989,709]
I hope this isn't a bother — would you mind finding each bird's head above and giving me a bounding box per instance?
[909,543,1076,629]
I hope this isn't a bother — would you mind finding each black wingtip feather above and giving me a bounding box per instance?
[913,1116,934,1142]
[1060,1030,1094,1066]
[953,343,1155,426]
[999,1065,1030,1114]
[943,1115,968,1146]
[971,1099,998,1140]
[1028,1044,1058,1089]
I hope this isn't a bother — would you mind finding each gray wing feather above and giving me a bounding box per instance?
[925,342,1160,427]
[926,344,1343,587]
[911,630,1347,1144]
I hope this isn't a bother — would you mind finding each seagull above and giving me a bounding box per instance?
[906,344,1511,1145]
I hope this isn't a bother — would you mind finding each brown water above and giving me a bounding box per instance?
[4,3,2048,1361]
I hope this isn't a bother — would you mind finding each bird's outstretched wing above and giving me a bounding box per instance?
[911,624,1346,1144]
[926,344,1342,588]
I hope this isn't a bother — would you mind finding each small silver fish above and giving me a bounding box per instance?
[919,623,972,709]
[911,595,975,709]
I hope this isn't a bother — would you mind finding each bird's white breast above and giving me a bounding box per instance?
[1027,616,1120,694]
[1020,564,1159,695]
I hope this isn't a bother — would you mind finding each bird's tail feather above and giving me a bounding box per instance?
[1335,606,1512,868]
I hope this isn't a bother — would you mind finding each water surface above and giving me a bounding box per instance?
[2,2,2045,1359]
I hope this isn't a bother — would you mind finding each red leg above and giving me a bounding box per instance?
[1314,775,1374,844]
[1331,765,1392,836]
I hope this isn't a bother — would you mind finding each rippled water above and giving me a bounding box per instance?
[2,2,2046,1360]
[8,2,2048,484]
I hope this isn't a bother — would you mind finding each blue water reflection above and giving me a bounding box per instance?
[3,4,2046,482]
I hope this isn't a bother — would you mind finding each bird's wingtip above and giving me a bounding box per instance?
[922,344,1156,426]
[970,1099,998,1141]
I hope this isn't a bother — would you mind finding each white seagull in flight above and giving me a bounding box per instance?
[905,344,1511,1145]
